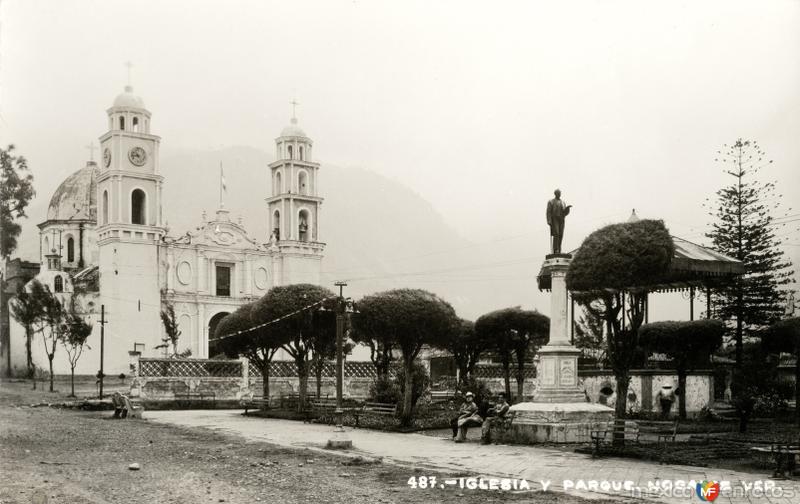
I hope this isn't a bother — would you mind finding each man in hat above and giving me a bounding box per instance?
[450,392,481,442]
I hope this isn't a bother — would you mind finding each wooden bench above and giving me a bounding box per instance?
[430,391,455,403]
[751,441,800,478]
[353,401,396,427]
[241,396,270,415]
[591,420,639,457]
[638,420,680,446]
[175,391,216,407]
[122,396,144,419]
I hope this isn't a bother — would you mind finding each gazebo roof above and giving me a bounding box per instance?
[537,235,744,292]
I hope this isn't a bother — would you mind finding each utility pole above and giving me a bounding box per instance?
[327,281,352,449]
[98,305,106,399]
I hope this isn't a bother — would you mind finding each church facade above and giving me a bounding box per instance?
[6,84,324,376]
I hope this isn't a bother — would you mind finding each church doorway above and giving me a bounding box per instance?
[208,312,230,358]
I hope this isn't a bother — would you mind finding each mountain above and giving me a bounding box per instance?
[16,146,543,319]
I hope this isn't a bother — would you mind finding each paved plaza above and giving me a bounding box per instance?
[147,410,800,504]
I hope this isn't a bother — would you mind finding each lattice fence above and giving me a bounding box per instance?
[140,358,243,378]
[472,364,536,379]
[248,360,393,378]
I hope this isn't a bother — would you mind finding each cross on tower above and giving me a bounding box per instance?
[85,141,97,162]
[290,99,299,120]
[125,61,134,86]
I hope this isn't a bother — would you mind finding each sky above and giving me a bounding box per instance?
[1,0,799,316]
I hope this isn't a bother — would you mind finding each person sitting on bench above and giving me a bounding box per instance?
[451,392,483,442]
[111,392,128,419]
[481,392,510,444]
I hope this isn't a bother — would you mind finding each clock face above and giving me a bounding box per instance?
[103,148,111,167]
[128,146,147,167]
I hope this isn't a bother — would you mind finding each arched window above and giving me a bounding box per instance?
[131,189,146,225]
[102,190,109,225]
[298,171,308,195]
[298,209,310,242]
[66,237,74,263]
[119,116,125,130]
[275,172,282,195]
[132,117,139,133]
[43,236,50,257]
[54,275,63,293]
[299,146,304,161]
[272,210,281,241]
[287,145,293,160]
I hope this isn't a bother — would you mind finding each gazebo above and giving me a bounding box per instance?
[536,211,745,337]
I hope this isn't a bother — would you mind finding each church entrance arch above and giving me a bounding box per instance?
[207,311,230,358]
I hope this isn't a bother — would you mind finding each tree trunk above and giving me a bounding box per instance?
[315,357,323,399]
[70,366,76,397]
[297,359,308,411]
[795,355,800,426]
[25,327,34,378]
[261,362,270,409]
[677,370,687,420]
[502,360,511,400]
[48,356,54,392]
[613,377,629,447]
[515,360,525,401]
[401,359,414,426]
[735,298,743,366]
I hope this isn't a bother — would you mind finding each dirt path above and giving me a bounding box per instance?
[0,388,611,503]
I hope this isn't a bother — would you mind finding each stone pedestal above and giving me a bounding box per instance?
[504,254,614,444]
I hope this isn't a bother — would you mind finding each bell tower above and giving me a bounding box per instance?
[96,75,165,363]
[266,103,325,285]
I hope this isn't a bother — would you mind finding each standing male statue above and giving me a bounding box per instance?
[546,189,572,254]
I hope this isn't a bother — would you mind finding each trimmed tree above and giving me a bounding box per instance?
[475,307,549,401]
[31,281,65,392]
[60,306,93,397]
[440,319,489,385]
[309,305,353,399]
[353,289,458,426]
[567,219,674,442]
[217,303,282,406]
[639,320,725,419]
[704,139,795,365]
[763,317,800,424]
[350,298,397,380]
[252,284,336,411]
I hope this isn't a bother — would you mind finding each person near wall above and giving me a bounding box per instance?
[480,392,510,444]
[655,384,676,419]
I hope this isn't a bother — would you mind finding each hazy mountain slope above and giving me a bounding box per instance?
[17,146,542,319]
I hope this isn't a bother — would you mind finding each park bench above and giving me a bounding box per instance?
[430,390,455,403]
[751,440,800,478]
[241,396,271,415]
[590,420,639,457]
[637,420,680,446]
[174,391,216,408]
[122,396,144,419]
[353,401,396,427]
[310,398,364,424]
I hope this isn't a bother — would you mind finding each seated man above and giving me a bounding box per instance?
[481,392,510,444]
[451,392,483,442]
[111,392,128,419]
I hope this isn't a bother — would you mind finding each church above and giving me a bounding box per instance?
[6,84,325,375]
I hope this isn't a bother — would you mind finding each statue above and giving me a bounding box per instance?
[546,189,572,254]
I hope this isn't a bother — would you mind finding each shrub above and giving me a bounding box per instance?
[369,375,401,404]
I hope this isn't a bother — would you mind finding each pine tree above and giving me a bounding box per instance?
[704,139,795,365]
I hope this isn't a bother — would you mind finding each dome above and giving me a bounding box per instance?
[280,117,307,138]
[46,162,98,222]
[112,85,146,109]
